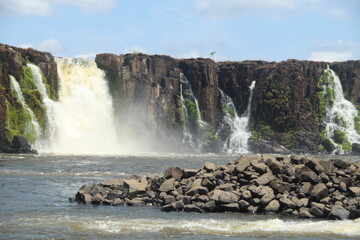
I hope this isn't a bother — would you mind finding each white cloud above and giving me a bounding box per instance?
[309,51,353,62]
[0,0,50,16]
[37,38,64,55]
[195,0,349,20]
[0,0,116,16]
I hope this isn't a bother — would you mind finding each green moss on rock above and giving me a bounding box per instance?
[22,89,46,129]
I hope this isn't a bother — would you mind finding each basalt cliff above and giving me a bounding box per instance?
[1,42,360,154]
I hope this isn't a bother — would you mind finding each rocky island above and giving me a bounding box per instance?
[72,154,360,220]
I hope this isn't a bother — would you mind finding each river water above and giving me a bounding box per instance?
[1,153,360,240]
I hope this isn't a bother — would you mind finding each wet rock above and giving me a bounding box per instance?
[296,167,318,183]
[299,208,314,218]
[309,207,324,218]
[123,178,147,197]
[328,206,350,220]
[332,159,349,170]
[221,203,239,212]
[202,200,216,212]
[183,204,204,213]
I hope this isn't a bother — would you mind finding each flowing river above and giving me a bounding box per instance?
[1,153,360,239]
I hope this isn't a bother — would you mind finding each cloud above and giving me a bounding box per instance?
[194,0,350,20]
[0,0,116,16]
[37,38,64,55]
[124,47,147,54]
[308,51,353,62]
[0,0,50,16]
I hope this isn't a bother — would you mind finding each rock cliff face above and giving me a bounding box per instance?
[96,52,360,153]
[0,44,58,149]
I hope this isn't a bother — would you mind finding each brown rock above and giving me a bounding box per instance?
[159,178,176,192]
[164,166,184,180]
[264,199,280,212]
[349,186,360,197]
[310,183,328,201]
[204,162,217,172]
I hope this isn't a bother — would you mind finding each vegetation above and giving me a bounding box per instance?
[221,103,236,119]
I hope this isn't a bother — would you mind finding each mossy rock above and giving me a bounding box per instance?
[22,89,46,129]
[19,66,37,90]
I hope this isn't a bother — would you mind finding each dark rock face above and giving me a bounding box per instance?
[72,154,360,220]
[0,44,58,150]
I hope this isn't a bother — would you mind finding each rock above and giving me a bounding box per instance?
[127,198,145,207]
[159,178,176,192]
[202,200,216,212]
[319,161,335,175]
[123,178,147,197]
[251,161,268,174]
[339,182,347,192]
[221,203,239,212]
[10,136,37,154]
[265,156,284,174]
[264,199,280,212]
[113,198,124,206]
[100,178,123,188]
[279,197,297,209]
[183,204,204,213]
[83,194,92,204]
[349,208,360,219]
[349,187,360,197]
[241,190,252,200]
[260,189,275,206]
[299,208,314,218]
[219,191,239,204]
[303,157,325,173]
[164,166,184,180]
[186,186,209,196]
[332,159,349,169]
[309,207,324,218]
[295,166,318,183]
[235,159,251,173]
[204,162,217,172]
[352,143,360,154]
[163,195,176,204]
[270,180,291,194]
[299,182,312,195]
[239,200,250,209]
[183,169,198,178]
[310,183,328,201]
[328,206,350,220]
[254,172,274,185]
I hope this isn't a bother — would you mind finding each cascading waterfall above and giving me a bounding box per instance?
[9,75,41,146]
[54,58,119,154]
[321,67,360,152]
[27,63,57,148]
[222,81,256,153]
[179,73,206,150]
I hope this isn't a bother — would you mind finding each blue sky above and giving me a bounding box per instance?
[0,0,359,62]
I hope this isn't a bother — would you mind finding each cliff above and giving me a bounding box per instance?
[0,44,58,150]
[96,53,360,154]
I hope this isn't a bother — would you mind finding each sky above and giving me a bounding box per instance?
[0,0,359,62]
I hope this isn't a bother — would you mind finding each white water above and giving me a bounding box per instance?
[27,63,57,148]
[322,68,360,152]
[222,81,256,153]
[54,58,119,154]
[9,75,41,145]
[179,73,206,151]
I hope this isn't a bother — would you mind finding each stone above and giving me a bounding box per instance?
[221,203,239,212]
[290,196,304,208]
[328,206,350,220]
[123,178,147,197]
[319,161,335,175]
[270,180,291,194]
[279,197,297,209]
[352,143,360,154]
[349,187,360,197]
[260,189,275,206]
[219,191,239,204]
[186,186,209,196]
[339,182,347,192]
[310,183,328,201]
[100,178,124,188]
[309,207,324,218]
[241,190,252,200]
[303,157,325,173]
[159,178,176,192]
[332,159,349,169]
[299,182,312,195]
[235,159,251,173]
[299,208,314,218]
[204,162,217,172]
[239,200,250,209]
[11,136,31,151]
[202,200,216,212]
[163,195,176,205]
[264,199,280,212]
[183,204,204,213]
[254,172,274,185]
[83,194,92,204]
[251,161,268,174]
[164,166,184,180]
[295,167,318,183]
[113,198,124,206]
[201,179,215,191]
[265,156,284,174]
[127,199,145,207]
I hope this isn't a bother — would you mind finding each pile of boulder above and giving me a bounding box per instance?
[71,154,360,220]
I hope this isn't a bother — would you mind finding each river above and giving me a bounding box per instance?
[1,153,360,239]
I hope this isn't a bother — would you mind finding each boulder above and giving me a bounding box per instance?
[183,204,204,213]
[332,159,349,169]
[204,162,217,172]
[123,178,147,197]
[328,206,350,220]
[221,203,239,212]
[164,166,184,180]
[186,186,208,196]
[295,167,318,183]
[348,186,360,197]
[159,178,176,192]
[264,199,280,212]
[254,172,274,185]
[310,183,328,201]
[265,156,284,174]
[202,200,216,212]
[352,143,360,154]
[270,180,291,194]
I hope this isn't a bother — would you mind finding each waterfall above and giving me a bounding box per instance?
[179,73,206,151]
[321,67,360,152]
[9,75,41,146]
[54,58,119,154]
[27,63,57,149]
[222,81,256,153]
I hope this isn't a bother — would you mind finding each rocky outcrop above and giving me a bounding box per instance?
[72,154,360,220]
[0,44,58,150]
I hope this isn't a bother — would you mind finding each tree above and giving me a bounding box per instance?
[210,51,216,61]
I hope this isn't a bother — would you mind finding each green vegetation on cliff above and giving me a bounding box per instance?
[5,100,36,144]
